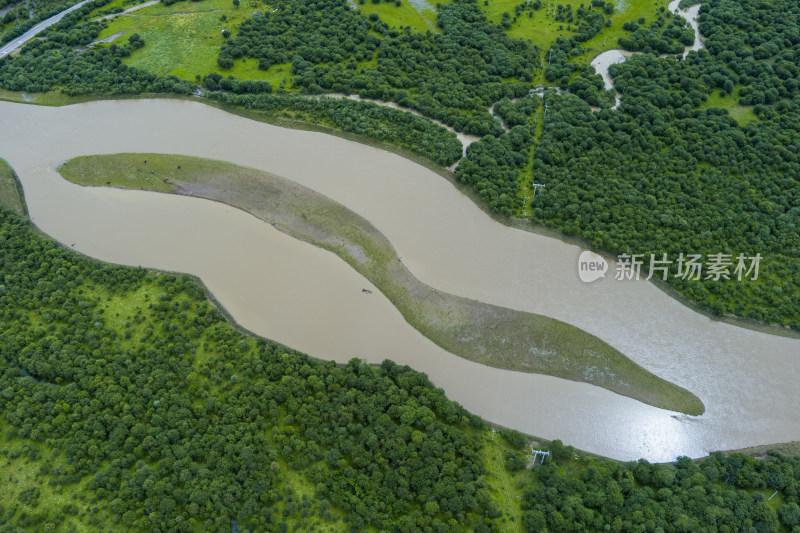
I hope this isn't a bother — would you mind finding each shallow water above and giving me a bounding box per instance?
[591,49,632,92]
[1,98,798,461]
[324,92,481,156]
[592,2,705,105]
[668,0,703,57]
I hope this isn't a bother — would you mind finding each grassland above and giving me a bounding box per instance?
[480,0,670,59]
[94,0,294,83]
[87,0,696,105]
[59,152,704,415]
[0,423,118,532]
[354,0,440,33]
[0,87,87,105]
[482,431,528,533]
[89,0,672,87]
[699,89,759,126]
[727,441,800,459]
[93,0,438,85]
[0,157,26,215]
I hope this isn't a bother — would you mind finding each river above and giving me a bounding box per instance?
[1,98,798,462]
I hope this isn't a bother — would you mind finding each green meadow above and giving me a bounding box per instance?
[95,0,291,82]
[354,0,440,33]
[480,0,669,58]
[89,0,681,88]
[699,89,759,126]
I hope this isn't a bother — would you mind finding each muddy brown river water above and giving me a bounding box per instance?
[1,98,798,461]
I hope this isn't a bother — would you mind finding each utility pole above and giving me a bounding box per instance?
[543,103,549,120]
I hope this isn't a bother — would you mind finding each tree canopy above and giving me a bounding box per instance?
[0,209,498,531]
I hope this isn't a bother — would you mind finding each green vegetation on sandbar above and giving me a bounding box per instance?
[0,157,26,215]
[59,152,704,415]
[0,88,85,106]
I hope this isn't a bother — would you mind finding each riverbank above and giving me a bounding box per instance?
[58,153,704,415]
[0,157,26,215]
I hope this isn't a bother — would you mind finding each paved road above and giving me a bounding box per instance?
[0,0,93,58]
[96,0,159,21]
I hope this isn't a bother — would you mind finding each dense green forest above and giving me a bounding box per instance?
[617,8,695,54]
[519,445,800,532]
[2,205,800,531]
[0,208,498,531]
[217,0,536,135]
[456,0,800,329]
[0,0,537,133]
